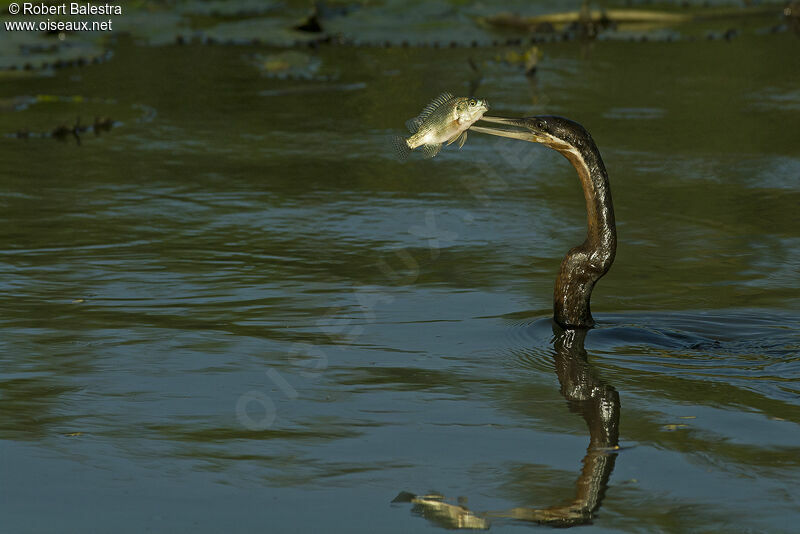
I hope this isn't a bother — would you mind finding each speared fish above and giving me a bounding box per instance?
[393,92,489,160]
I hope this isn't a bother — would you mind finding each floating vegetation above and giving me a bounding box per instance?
[12,115,116,144]
[1,94,155,142]
[112,11,188,47]
[322,1,491,47]
[480,9,690,34]
[250,50,337,81]
[0,0,793,77]
[493,45,543,76]
[1,0,783,56]
[293,1,361,34]
[176,0,284,17]
[0,31,111,72]
[480,3,785,42]
[200,17,327,47]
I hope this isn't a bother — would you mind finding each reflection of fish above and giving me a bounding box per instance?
[392,492,490,530]
[393,92,489,160]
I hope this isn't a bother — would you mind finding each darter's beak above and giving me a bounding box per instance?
[470,116,543,143]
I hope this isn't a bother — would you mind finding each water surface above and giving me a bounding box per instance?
[1,4,799,532]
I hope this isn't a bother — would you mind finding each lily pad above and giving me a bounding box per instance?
[0,31,109,71]
[111,11,189,47]
[176,0,285,17]
[323,0,495,46]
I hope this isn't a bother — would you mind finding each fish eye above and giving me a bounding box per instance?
[469,98,477,106]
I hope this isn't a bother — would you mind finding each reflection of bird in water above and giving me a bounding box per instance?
[493,326,620,526]
[395,326,621,528]
[472,115,616,328]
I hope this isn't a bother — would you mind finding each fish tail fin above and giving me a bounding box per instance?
[393,136,412,161]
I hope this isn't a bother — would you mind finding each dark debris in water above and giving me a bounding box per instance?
[12,116,116,145]
[1,94,156,143]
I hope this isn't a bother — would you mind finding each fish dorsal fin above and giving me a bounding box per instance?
[405,117,423,134]
[418,92,455,120]
[406,92,455,133]
[421,143,442,158]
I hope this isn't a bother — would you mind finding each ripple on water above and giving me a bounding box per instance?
[748,87,800,112]
[501,316,561,375]
[592,311,800,403]
[502,309,800,402]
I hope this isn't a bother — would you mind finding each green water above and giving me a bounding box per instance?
[1,4,799,532]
